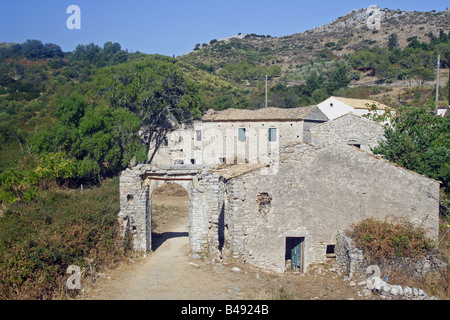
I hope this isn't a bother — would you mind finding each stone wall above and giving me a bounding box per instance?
[220,143,440,273]
[118,166,150,252]
[310,113,385,153]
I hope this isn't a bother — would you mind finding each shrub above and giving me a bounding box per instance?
[0,177,125,299]
[349,218,435,264]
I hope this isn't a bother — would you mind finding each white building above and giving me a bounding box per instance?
[150,106,328,166]
[317,96,394,123]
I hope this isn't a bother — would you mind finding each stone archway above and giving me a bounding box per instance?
[118,164,206,253]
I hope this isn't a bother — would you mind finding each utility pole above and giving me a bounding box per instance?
[435,54,440,114]
[448,60,450,107]
[265,75,268,108]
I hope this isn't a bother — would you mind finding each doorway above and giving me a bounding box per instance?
[285,237,304,272]
[151,183,189,251]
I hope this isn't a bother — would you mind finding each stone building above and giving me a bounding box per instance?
[309,113,385,152]
[150,106,328,166]
[118,143,440,274]
[118,102,440,274]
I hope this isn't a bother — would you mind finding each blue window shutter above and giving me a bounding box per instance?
[268,128,277,142]
[238,128,246,142]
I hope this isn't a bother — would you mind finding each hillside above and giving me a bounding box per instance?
[181,6,450,79]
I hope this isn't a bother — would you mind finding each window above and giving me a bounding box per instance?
[257,192,272,214]
[238,128,246,142]
[163,137,169,147]
[268,127,277,142]
[326,245,336,258]
[195,130,202,141]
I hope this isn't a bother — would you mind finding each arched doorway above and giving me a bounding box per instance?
[151,183,189,251]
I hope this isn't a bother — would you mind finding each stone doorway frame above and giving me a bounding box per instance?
[118,164,205,253]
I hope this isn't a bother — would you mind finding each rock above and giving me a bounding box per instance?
[390,285,401,296]
[403,286,412,297]
[232,267,241,273]
[357,280,367,287]
[189,262,200,268]
[362,289,372,297]
[381,283,391,295]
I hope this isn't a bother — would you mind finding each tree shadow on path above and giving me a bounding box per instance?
[151,231,189,251]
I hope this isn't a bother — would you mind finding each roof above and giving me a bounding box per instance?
[331,96,391,110]
[208,163,267,179]
[310,112,383,130]
[437,107,450,117]
[201,106,320,122]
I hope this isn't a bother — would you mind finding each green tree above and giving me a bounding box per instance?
[326,64,350,94]
[32,94,146,184]
[388,33,399,51]
[372,105,450,193]
[94,56,201,161]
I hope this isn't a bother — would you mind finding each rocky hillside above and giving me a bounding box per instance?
[181,6,450,76]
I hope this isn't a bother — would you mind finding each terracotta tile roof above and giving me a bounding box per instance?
[201,106,318,122]
[332,96,391,110]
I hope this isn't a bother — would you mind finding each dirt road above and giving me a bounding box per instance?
[83,215,246,300]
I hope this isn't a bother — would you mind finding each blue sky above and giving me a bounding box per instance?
[0,1,448,57]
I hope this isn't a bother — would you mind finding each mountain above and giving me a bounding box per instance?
[180,6,450,81]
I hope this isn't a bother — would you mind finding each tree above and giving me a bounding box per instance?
[32,94,146,184]
[407,66,435,86]
[326,64,350,94]
[372,105,450,193]
[94,56,201,162]
[388,33,399,51]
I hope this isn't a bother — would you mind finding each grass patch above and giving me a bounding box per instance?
[0,177,127,300]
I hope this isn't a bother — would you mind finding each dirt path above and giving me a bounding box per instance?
[83,215,244,300]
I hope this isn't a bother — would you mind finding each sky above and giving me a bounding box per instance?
[0,0,448,57]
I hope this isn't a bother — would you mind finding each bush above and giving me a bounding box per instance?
[349,218,435,264]
[0,177,125,299]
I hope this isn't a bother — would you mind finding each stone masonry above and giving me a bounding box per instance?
[119,143,440,275]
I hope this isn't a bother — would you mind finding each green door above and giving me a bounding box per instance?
[291,241,303,272]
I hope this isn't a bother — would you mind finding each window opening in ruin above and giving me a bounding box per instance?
[268,128,277,142]
[326,245,336,258]
[238,127,246,142]
[190,159,196,164]
[285,237,304,272]
[257,192,272,214]
[347,140,361,149]
[127,194,134,202]
[195,130,202,141]
[163,137,169,147]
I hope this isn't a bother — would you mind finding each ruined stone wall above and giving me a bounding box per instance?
[118,166,151,252]
[189,171,225,260]
[223,143,440,273]
[310,113,385,153]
